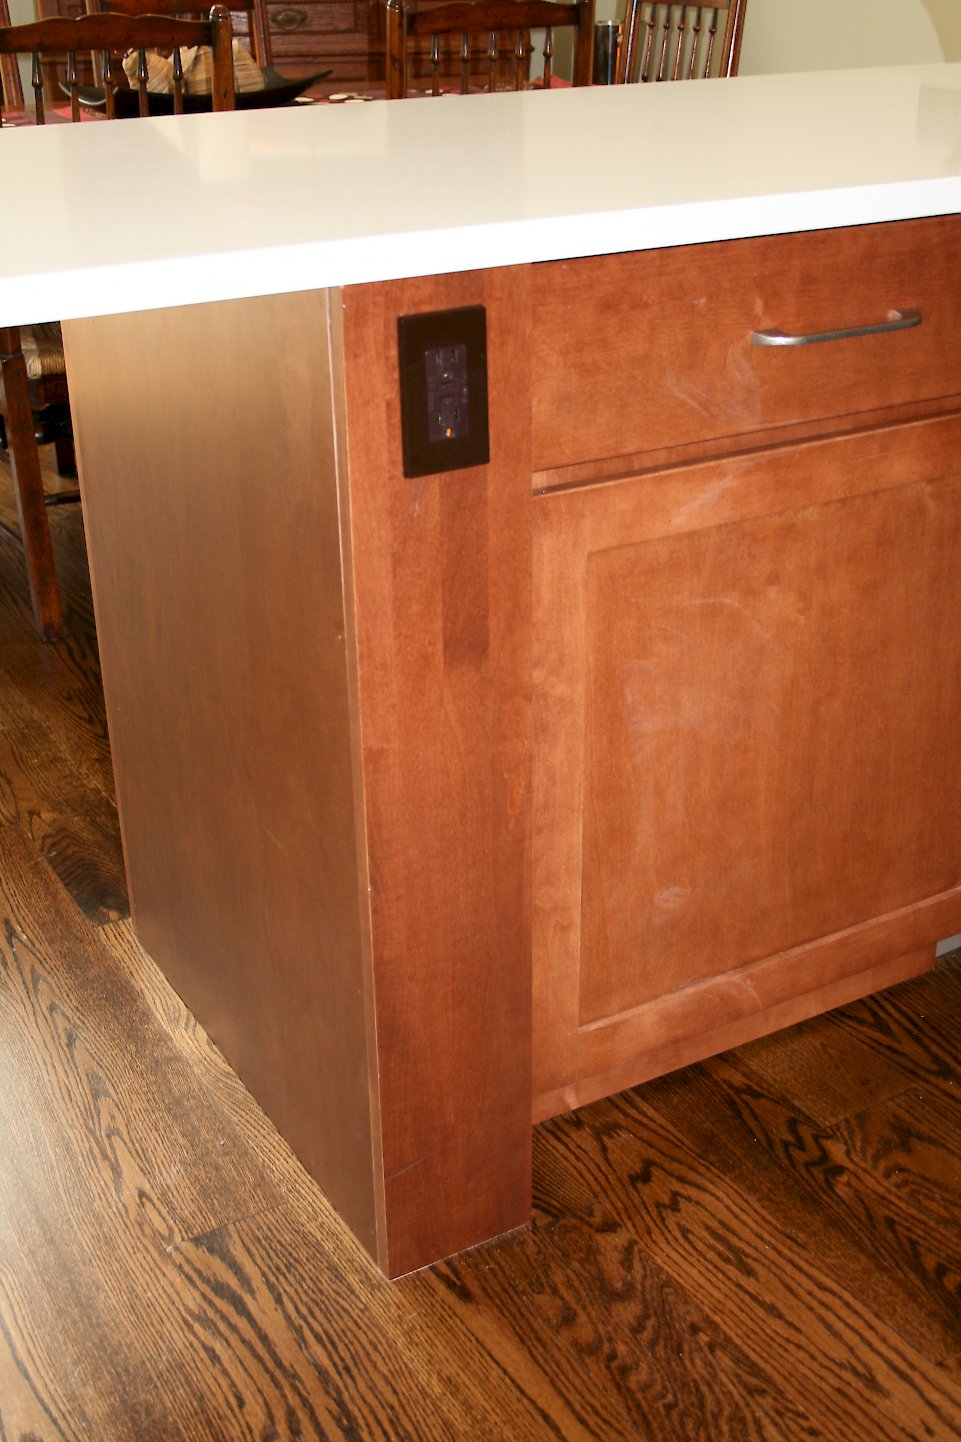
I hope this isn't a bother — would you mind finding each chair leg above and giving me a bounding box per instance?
[0,329,63,639]
[54,433,77,478]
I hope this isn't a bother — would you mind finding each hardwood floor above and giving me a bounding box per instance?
[1,452,960,1441]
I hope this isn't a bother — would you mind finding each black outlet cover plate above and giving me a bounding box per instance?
[397,306,490,478]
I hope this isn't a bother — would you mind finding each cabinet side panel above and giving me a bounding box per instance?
[341,269,533,1277]
[63,294,382,1260]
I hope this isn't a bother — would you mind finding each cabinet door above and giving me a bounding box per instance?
[532,414,961,1120]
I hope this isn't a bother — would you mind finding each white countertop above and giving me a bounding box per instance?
[3,63,961,324]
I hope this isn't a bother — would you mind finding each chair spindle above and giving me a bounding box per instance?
[31,49,44,122]
[541,25,554,87]
[670,5,685,79]
[507,27,525,89]
[686,5,702,79]
[102,48,116,116]
[459,30,469,92]
[655,4,669,78]
[66,47,80,119]
[701,5,718,77]
[171,42,184,111]
[485,28,497,91]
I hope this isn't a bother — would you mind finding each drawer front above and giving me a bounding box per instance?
[265,0,372,58]
[531,216,961,476]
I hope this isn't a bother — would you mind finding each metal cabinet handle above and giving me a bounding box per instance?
[751,307,922,348]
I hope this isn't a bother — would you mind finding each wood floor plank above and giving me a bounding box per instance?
[4,437,961,1441]
[102,922,811,1442]
[0,465,116,803]
[534,1090,961,1441]
[825,960,961,1109]
[100,928,625,1441]
[0,815,278,1237]
[727,1005,916,1126]
[642,1052,961,1370]
[0,692,126,924]
[404,1212,825,1442]
[835,1086,961,1248]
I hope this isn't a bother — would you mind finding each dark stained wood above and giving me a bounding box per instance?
[0,6,236,117]
[593,1046,961,1371]
[88,0,273,70]
[533,1084,961,1439]
[0,327,62,637]
[530,217,961,477]
[0,0,23,109]
[616,0,747,84]
[2,439,961,1436]
[0,453,125,922]
[385,0,594,97]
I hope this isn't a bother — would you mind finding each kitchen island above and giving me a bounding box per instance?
[3,65,961,1277]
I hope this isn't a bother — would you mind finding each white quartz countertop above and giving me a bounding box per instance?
[3,63,961,324]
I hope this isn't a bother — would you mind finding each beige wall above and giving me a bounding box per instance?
[923,0,961,59]
[739,0,945,74]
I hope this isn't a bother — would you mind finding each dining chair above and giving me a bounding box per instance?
[616,0,747,83]
[385,0,595,99]
[88,0,272,73]
[0,6,234,638]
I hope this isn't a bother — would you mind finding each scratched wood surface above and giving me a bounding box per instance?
[1,451,960,1441]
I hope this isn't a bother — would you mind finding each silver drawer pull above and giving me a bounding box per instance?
[751,307,922,348]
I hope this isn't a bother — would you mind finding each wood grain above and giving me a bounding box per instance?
[533,412,961,1115]
[530,216,961,474]
[63,292,383,1261]
[602,1044,961,1371]
[65,268,534,1277]
[3,426,961,1439]
[534,1090,961,1441]
[340,266,533,1276]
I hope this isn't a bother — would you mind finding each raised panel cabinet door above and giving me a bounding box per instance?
[532,413,961,1121]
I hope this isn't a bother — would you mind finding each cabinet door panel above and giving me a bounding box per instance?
[533,415,961,1116]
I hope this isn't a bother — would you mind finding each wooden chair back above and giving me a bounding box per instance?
[0,4,234,637]
[385,0,595,99]
[87,0,271,72]
[0,0,23,109]
[616,0,747,84]
[0,4,235,121]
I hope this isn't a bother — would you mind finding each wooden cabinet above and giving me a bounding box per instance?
[260,0,383,89]
[63,215,961,1276]
[530,216,961,1119]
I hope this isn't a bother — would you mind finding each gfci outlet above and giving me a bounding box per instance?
[397,306,490,478]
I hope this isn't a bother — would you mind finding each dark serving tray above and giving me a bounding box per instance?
[69,67,332,117]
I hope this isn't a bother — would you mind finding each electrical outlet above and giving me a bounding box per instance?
[426,343,469,443]
[398,307,489,478]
